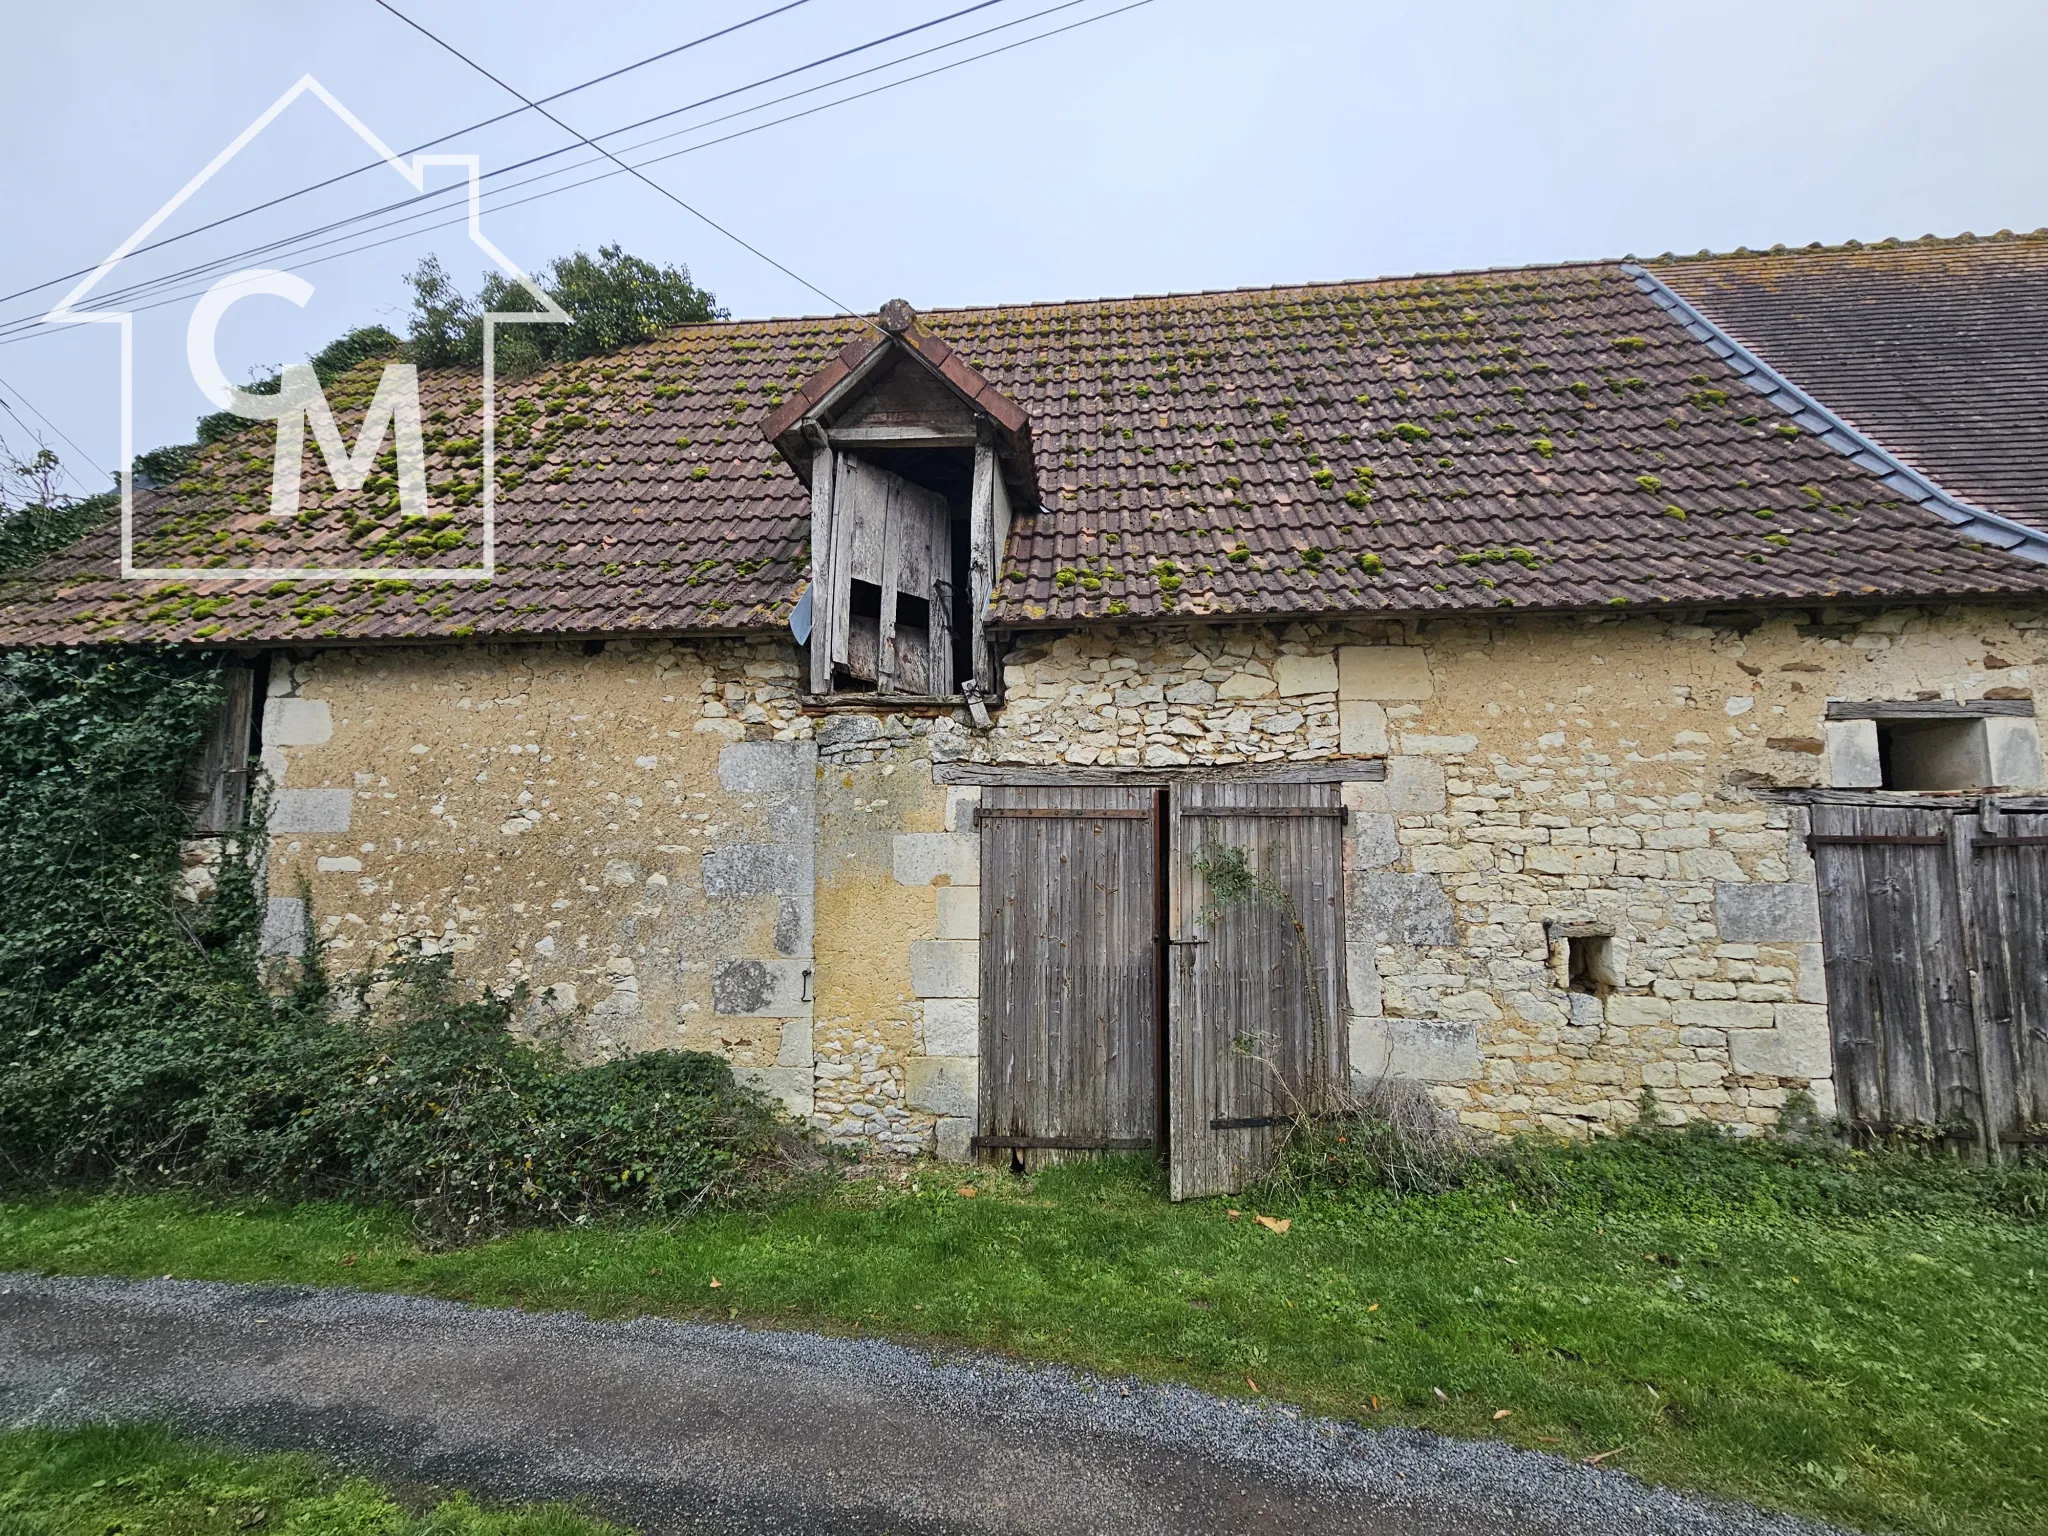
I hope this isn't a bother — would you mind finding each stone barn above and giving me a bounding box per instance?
[7,232,2048,1191]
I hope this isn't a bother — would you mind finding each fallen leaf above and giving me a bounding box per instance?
[1254,1215,1291,1234]
[1367,1302,1379,1313]
[1246,1376,1260,1393]
[339,1254,357,1268]
[957,1186,978,1198]
[1226,1208,1242,1219]
[708,1277,722,1289]
[1492,1408,1513,1421]
[1368,1395,1381,1412]
[1584,1447,1624,1466]
[1432,1387,1449,1402]
[1536,1436,1561,1444]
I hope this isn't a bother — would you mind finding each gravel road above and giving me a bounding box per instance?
[0,1273,1844,1536]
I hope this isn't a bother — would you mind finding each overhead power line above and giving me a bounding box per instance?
[0,0,1099,345]
[0,373,109,483]
[367,0,869,322]
[0,0,825,314]
[0,0,1156,352]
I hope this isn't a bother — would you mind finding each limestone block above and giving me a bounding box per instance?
[910,940,980,998]
[1276,654,1339,697]
[1339,700,1389,756]
[703,843,812,899]
[268,698,333,746]
[1217,671,1275,700]
[1399,734,1479,756]
[1796,943,1828,1004]
[735,1065,814,1120]
[906,1056,977,1117]
[1409,843,1495,875]
[1714,882,1821,943]
[1441,989,1504,1022]
[1345,945,1383,1015]
[935,885,979,940]
[712,957,813,1017]
[1808,1078,1839,1119]
[1675,999,1777,1031]
[1986,717,2046,789]
[1350,871,1458,946]
[315,856,361,874]
[259,896,306,957]
[933,1116,976,1162]
[945,786,982,832]
[775,1018,814,1067]
[1352,811,1399,870]
[1774,1002,1833,1043]
[1729,1012,1833,1079]
[1824,719,1882,788]
[718,739,815,794]
[1568,993,1604,1030]
[271,788,353,834]
[1165,680,1216,707]
[893,832,980,887]
[1350,1016,1479,1082]
[1337,646,1433,700]
[921,997,980,1056]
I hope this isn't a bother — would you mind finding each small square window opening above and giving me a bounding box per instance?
[1567,934,1614,996]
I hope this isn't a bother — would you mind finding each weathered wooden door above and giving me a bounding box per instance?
[1812,803,1979,1134]
[1811,800,2048,1153]
[1956,806,2048,1144]
[976,786,1160,1167]
[1166,782,1347,1199]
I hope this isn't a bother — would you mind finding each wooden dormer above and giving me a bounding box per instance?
[764,301,1036,702]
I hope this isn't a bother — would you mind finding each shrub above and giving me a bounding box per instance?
[1259,1078,2048,1224]
[196,956,795,1240]
[0,648,798,1240]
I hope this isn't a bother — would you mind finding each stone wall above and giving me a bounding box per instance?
[260,598,2048,1155]
[982,603,2048,1135]
[259,636,819,1117]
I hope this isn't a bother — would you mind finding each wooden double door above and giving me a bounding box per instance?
[1811,799,2048,1155]
[975,782,1346,1197]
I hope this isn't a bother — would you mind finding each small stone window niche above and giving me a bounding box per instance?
[1823,699,2045,792]
[763,300,1038,710]
[1550,920,1622,1005]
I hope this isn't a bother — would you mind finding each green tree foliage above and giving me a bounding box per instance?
[0,649,789,1238]
[0,433,114,575]
[404,244,724,372]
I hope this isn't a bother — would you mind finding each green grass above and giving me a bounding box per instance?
[2,1152,2045,1536]
[0,1421,622,1535]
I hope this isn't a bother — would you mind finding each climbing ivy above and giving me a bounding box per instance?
[0,648,792,1238]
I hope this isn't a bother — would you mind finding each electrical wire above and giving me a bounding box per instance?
[0,0,1155,350]
[0,0,824,313]
[0,374,108,484]
[367,0,874,322]
[0,0,1103,344]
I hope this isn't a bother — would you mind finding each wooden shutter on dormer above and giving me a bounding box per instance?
[819,454,954,697]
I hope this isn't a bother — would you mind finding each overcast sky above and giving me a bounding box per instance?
[2,0,2044,490]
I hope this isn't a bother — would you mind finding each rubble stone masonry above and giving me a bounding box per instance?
[260,600,2047,1151]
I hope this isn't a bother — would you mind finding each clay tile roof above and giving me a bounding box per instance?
[1657,232,2048,534]
[6,244,2048,650]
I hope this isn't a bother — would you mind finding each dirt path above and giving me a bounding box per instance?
[0,1274,1838,1536]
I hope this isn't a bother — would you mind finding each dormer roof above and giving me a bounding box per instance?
[762,299,1038,510]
